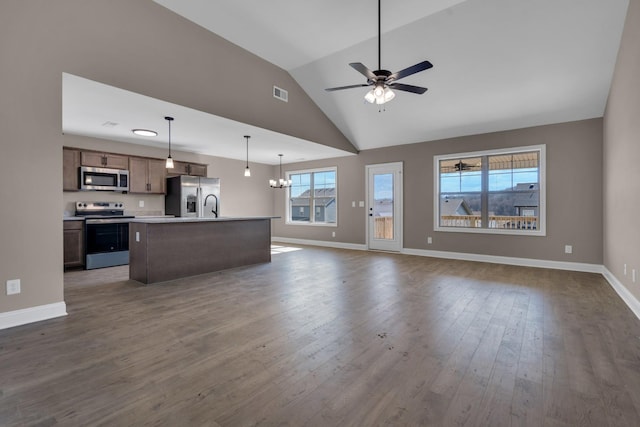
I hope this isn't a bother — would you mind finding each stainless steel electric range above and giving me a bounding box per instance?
[75,202,134,270]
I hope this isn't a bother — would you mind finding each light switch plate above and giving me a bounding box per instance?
[359,201,365,207]
[564,245,573,254]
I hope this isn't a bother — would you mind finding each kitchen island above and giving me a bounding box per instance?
[129,217,273,284]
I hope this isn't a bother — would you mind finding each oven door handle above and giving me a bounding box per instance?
[85,219,132,225]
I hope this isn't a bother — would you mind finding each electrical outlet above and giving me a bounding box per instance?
[135,231,140,242]
[139,200,144,208]
[564,245,573,254]
[359,201,365,207]
[427,236,433,244]
[352,201,356,207]
[332,231,336,238]
[624,264,627,275]
[6,279,21,295]
[633,269,637,283]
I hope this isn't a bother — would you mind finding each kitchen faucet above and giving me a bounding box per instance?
[204,194,218,217]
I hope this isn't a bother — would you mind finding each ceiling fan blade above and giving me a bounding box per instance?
[388,83,428,94]
[349,63,376,80]
[325,83,371,92]
[388,60,433,82]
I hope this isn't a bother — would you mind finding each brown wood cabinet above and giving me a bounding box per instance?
[63,147,80,191]
[167,161,207,177]
[129,157,166,194]
[81,151,129,169]
[63,220,84,269]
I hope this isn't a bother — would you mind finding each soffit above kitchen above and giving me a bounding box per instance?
[153,0,629,150]
[62,73,355,166]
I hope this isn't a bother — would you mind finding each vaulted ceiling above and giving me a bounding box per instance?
[153,0,629,151]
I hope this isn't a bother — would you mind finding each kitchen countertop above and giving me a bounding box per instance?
[63,215,175,221]
[130,216,277,224]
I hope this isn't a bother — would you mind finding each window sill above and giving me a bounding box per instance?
[285,221,338,227]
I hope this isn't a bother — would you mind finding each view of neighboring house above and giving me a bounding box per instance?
[290,188,336,222]
[440,197,474,216]
[513,183,539,216]
[441,184,540,229]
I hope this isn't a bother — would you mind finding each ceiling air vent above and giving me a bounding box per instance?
[273,86,288,102]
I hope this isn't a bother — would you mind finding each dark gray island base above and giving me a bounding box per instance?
[129,217,272,284]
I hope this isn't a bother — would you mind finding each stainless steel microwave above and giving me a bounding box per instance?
[79,166,129,192]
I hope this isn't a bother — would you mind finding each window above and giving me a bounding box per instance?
[287,167,337,225]
[434,145,545,235]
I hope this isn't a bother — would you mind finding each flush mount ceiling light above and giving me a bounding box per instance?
[244,135,251,177]
[269,154,292,188]
[164,116,174,169]
[132,129,157,137]
[325,0,433,107]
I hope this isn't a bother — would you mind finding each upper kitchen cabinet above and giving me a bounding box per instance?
[63,147,80,191]
[168,161,207,177]
[129,157,166,194]
[81,151,129,169]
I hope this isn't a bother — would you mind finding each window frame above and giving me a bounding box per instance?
[285,166,338,227]
[434,144,546,236]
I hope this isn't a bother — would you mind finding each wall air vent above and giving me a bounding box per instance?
[273,86,288,102]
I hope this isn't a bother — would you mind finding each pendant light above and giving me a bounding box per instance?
[269,154,292,188]
[244,135,251,177]
[164,116,174,169]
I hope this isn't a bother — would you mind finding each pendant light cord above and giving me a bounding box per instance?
[245,136,250,167]
[165,116,174,157]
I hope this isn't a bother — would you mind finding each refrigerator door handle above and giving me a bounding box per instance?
[195,186,199,218]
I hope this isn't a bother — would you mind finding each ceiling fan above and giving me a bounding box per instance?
[325,0,433,105]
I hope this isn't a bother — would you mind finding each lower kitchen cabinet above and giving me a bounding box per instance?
[64,220,84,269]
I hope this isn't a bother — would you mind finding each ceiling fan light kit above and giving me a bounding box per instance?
[325,0,433,106]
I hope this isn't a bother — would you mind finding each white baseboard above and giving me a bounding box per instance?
[401,248,603,273]
[272,237,367,251]
[602,267,640,320]
[0,302,67,330]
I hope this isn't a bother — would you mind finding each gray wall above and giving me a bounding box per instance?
[604,0,640,300]
[0,1,354,315]
[273,119,604,265]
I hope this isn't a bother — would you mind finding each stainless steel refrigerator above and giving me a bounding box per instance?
[165,176,220,218]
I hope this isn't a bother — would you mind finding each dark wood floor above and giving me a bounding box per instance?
[2,245,640,426]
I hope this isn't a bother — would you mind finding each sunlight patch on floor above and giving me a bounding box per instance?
[271,244,302,255]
